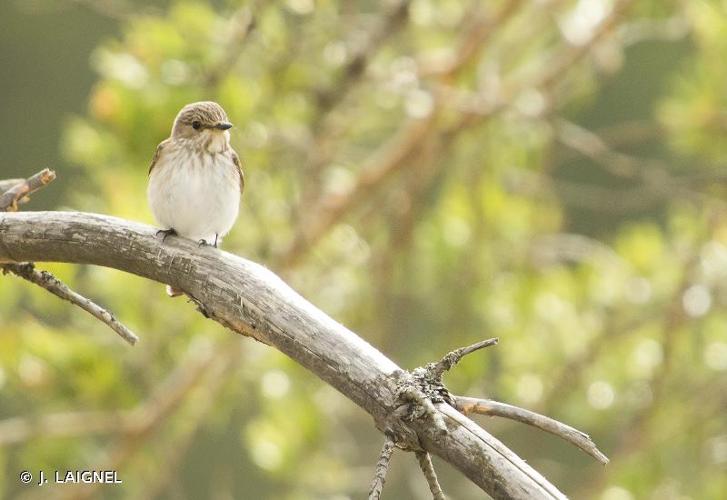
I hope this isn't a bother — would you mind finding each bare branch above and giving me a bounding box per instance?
[431,337,499,378]
[0,410,129,446]
[418,0,524,77]
[538,0,636,93]
[415,451,445,500]
[0,210,570,498]
[1,262,139,345]
[315,0,411,115]
[368,435,396,500]
[453,395,609,465]
[0,168,56,211]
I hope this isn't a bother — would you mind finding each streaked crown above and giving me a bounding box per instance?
[171,101,232,138]
[175,101,228,126]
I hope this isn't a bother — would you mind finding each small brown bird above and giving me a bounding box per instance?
[147,101,244,296]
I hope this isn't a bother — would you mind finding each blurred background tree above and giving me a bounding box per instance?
[1,0,726,498]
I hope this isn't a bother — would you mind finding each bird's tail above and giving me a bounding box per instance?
[166,285,185,297]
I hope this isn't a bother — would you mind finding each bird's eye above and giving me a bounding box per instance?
[192,121,201,130]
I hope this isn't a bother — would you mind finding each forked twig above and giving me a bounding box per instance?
[0,168,56,211]
[453,395,609,465]
[2,263,139,345]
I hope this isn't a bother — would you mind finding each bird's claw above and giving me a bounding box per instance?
[197,234,219,248]
[156,228,177,242]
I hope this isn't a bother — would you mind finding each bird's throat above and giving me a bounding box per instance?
[205,131,230,154]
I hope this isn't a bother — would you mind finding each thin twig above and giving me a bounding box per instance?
[2,263,139,345]
[431,337,499,378]
[453,395,609,465]
[368,435,396,500]
[0,169,56,211]
[415,451,445,500]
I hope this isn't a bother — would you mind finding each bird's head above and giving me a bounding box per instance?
[171,101,233,154]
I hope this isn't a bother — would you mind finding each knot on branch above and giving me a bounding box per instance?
[380,339,500,452]
[388,369,450,450]
[1,261,35,277]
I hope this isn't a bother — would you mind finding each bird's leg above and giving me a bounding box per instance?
[198,234,220,248]
[156,228,177,242]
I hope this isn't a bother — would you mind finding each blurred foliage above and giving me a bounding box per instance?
[2,0,727,499]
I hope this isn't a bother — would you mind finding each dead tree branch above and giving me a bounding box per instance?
[0,210,571,499]
[415,451,445,500]
[0,168,55,211]
[431,337,499,378]
[453,396,609,465]
[368,435,396,500]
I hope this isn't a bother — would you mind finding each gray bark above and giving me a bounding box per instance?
[0,211,567,499]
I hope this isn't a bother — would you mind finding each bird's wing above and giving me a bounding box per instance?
[232,149,245,195]
[148,138,172,176]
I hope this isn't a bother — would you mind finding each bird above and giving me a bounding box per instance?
[147,101,244,296]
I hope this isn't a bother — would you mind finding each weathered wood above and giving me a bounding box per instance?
[0,211,567,499]
[0,169,56,211]
[454,395,609,465]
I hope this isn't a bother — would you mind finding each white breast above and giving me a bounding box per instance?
[147,145,240,244]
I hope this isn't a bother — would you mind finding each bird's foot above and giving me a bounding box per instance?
[197,234,219,248]
[156,228,177,242]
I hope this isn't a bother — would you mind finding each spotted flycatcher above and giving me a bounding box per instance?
[147,101,244,296]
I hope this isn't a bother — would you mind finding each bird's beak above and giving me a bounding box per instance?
[215,122,233,130]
